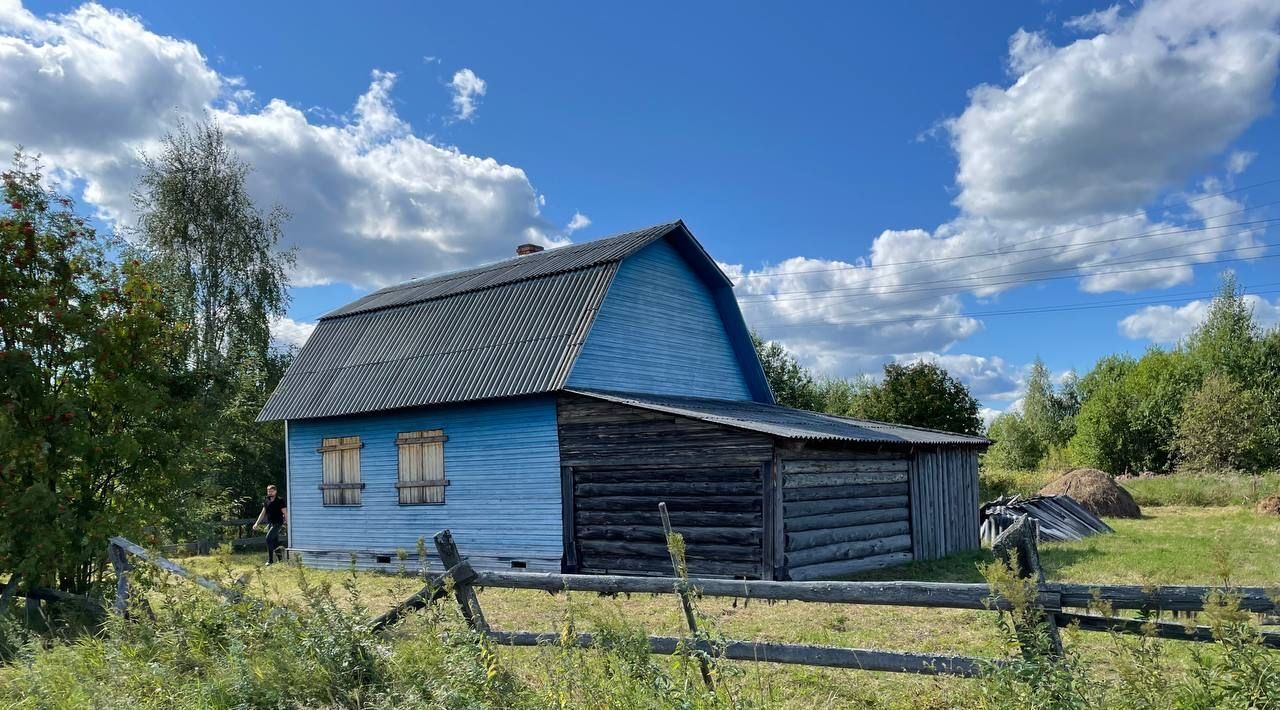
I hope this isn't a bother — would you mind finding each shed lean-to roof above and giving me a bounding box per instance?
[258,221,767,422]
[569,389,991,446]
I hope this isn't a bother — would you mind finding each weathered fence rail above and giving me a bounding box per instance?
[147,519,283,556]
[375,522,1279,680]
[470,570,1053,610]
[107,536,245,614]
[97,510,1280,682]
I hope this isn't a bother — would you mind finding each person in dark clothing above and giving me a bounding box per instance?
[254,485,288,565]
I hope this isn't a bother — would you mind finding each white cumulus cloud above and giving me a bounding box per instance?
[0,2,564,289]
[735,0,1280,386]
[449,67,486,121]
[1119,294,1280,344]
[270,316,316,349]
[565,210,591,234]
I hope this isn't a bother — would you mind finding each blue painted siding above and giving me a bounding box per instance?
[568,238,753,399]
[286,395,562,572]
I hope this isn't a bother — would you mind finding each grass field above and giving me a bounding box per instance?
[172,505,1280,709]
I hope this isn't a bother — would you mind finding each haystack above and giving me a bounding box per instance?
[1257,495,1280,516]
[1039,468,1141,519]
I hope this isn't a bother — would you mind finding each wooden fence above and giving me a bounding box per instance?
[103,514,1279,682]
[145,519,282,557]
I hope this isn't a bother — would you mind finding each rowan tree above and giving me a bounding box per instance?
[0,153,193,594]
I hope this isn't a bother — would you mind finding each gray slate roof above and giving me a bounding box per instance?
[570,389,991,446]
[259,222,689,421]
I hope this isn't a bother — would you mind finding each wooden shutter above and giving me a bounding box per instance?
[318,436,364,505]
[397,430,448,504]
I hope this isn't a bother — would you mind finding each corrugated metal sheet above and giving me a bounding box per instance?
[259,264,617,421]
[325,222,680,318]
[570,389,992,446]
[260,222,694,422]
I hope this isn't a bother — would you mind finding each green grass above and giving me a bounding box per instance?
[4,506,1277,708]
[1121,472,1280,507]
[170,505,1280,708]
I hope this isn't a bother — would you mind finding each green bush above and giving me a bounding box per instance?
[0,560,752,709]
[976,558,1280,709]
[1174,374,1267,473]
[979,467,1058,501]
[984,413,1046,471]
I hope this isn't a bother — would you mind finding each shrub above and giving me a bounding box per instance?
[984,413,1046,471]
[979,467,1057,501]
[1174,374,1266,473]
[976,556,1280,709]
[0,558,752,709]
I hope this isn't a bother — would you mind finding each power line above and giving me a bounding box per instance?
[745,249,1280,327]
[739,236,1273,306]
[730,179,1280,282]
[752,282,1280,331]
[736,220,1275,301]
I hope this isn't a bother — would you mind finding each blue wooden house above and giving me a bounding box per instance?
[259,222,988,581]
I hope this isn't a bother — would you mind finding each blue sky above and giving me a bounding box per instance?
[4,0,1280,416]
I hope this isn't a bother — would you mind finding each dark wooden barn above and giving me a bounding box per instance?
[260,221,989,580]
[558,391,987,581]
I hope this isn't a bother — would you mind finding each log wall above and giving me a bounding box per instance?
[909,447,980,560]
[557,394,983,580]
[779,449,913,581]
[557,394,773,578]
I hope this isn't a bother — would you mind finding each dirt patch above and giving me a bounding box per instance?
[1256,495,1280,516]
[1040,468,1142,519]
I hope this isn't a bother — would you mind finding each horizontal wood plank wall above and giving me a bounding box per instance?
[288,396,563,573]
[779,448,913,581]
[565,238,755,400]
[909,447,981,560]
[558,394,772,578]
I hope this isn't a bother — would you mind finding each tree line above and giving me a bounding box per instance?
[752,332,984,435]
[754,274,1280,477]
[1,120,293,597]
[986,275,1280,476]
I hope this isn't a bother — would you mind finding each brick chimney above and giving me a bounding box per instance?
[516,243,545,256]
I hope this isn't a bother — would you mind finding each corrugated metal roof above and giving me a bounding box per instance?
[324,222,681,319]
[569,389,991,446]
[258,264,617,421]
[258,220,767,422]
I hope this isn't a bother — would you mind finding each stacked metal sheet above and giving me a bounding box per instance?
[979,495,1113,544]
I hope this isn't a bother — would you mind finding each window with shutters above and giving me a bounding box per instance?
[318,436,364,505]
[396,430,449,504]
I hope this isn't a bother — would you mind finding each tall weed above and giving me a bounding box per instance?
[976,556,1280,710]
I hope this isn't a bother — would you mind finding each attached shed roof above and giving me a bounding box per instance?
[259,221,766,422]
[570,389,991,447]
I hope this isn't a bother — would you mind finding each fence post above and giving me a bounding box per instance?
[107,541,132,617]
[992,515,1063,657]
[660,502,716,690]
[432,530,488,633]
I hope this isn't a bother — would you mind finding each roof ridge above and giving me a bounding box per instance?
[321,221,682,320]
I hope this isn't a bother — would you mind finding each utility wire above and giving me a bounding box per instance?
[746,249,1280,328]
[755,283,1280,331]
[740,233,1273,306]
[731,179,1280,282]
